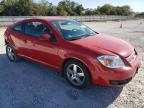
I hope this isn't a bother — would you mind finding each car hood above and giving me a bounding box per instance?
[70,34,134,57]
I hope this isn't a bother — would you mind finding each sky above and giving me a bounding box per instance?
[37,0,144,12]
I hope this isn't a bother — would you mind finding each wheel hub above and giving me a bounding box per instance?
[7,46,15,61]
[66,64,85,86]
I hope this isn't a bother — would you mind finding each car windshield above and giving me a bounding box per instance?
[50,20,97,41]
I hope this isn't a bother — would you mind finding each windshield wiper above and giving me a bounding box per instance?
[67,37,84,41]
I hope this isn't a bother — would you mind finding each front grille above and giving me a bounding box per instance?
[109,77,132,85]
[127,50,137,63]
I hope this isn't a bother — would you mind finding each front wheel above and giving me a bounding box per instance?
[64,60,91,89]
[6,44,20,62]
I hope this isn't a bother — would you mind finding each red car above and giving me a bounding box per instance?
[4,18,141,89]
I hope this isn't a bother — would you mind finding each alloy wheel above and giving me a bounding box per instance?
[7,46,15,61]
[66,64,85,86]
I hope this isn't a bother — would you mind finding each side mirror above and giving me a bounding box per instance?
[39,34,51,41]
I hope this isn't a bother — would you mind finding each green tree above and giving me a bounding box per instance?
[84,9,95,15]
[0,4,4,15]
[75,4,84,15]
[121,5,132,15]
[0,0,17,15]
[0,0,133,16]
[1,0,43,16]
[47,3,57,16]
[98,4,113,15]
[57,3,68,16]
[57,0,84,16]
[15,0,38,16]
[97,4,132,16]
[38,0,49,16]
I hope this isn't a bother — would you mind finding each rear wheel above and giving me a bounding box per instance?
[64,60,91,89]
[6,44,20,62]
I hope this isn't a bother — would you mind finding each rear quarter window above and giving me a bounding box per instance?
[13,24,22,32]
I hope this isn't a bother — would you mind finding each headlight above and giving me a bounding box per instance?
[97,55,125,68]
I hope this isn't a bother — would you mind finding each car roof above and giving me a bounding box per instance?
[45,17,70,21]
[14,17,76,26]
[18,17,72,23]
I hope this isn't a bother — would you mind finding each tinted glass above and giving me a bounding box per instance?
[25,21,51,38]
[50,20,97,41]
[14,24,22,32]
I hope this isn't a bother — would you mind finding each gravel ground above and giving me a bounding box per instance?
[0,19,144,108]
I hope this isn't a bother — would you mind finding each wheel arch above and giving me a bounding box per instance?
[5,40,9,45]
[61,57,92,80]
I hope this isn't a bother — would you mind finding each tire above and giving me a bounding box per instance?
[64,60,91,89]
[6,44,20,62]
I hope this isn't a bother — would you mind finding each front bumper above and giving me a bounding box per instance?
[92,52,141,87]
[109,77,132,85]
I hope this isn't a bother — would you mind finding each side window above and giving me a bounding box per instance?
[24,21,51,38]
[13,24,22,32]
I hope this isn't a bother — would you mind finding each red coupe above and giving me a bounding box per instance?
[4,18,141,89]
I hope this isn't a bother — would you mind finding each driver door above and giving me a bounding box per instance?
[23,20,61,68]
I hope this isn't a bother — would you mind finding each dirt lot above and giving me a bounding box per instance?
[0,19,144,108]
